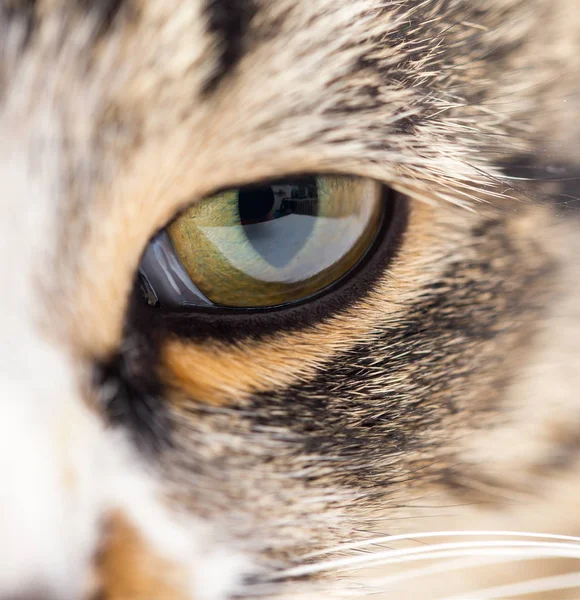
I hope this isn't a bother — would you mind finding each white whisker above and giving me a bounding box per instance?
[347,556,512,595]
[440,571,580,600]
[348,554,541,594]
[304,530,580,559]
[272,541,580,580]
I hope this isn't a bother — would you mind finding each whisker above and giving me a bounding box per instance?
[441,571,580,600]
[304,530,580,559]
[272,541,580,580]
[348,556,517,594]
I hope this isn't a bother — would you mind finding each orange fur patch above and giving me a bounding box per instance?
[96,512,189,600]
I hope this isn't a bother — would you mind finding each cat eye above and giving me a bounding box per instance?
[138,176,386,310]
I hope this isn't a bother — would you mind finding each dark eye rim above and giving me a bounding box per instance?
[139,174,388,311]
[131,184,408,342]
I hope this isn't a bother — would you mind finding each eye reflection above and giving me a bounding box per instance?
[237,182,317,268]
[139,176,385,309]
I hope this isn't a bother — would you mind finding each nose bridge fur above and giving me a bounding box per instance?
[0,295,102,598]
[0,58,99,593]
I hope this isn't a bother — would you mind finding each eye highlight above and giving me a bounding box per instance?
[139,176,386,310]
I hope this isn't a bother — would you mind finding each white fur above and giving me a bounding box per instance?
[0,105,249,600]
[0,105,99,597]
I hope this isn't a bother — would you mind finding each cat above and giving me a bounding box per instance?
[1,0,580,598]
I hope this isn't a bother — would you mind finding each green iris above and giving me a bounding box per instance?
[167,176,383,308]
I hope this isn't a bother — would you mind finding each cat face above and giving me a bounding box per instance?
[1,0,579,598]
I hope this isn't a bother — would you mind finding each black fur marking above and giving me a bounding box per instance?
[76,0,128,35]
[203,0,257,94]
[154,191,408,341]
[95,295,171,454]
[1,0,37,45]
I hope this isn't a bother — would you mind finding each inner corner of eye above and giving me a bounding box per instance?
[136,175,387,310]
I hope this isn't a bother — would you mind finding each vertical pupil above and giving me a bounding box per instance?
[238,180,319,268]
[238,186,276,225]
